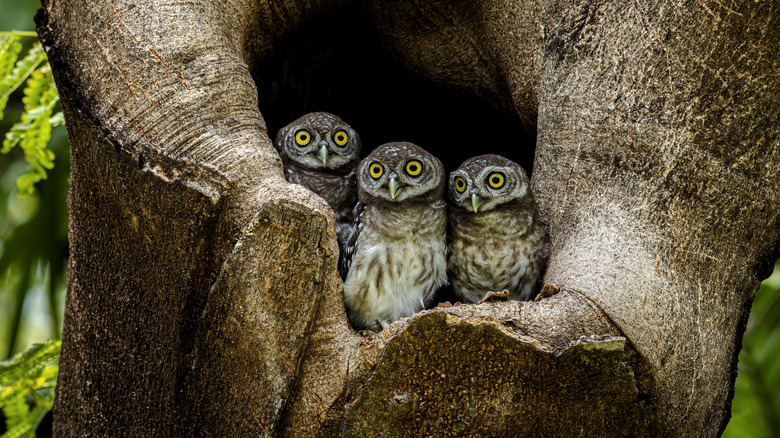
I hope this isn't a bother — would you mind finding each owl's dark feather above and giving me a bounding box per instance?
[339,201,366,279]
[274,112,361,250]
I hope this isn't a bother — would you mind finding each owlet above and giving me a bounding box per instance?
[275,112,361,248]
[447,154,548,303]
[340,142,448,331]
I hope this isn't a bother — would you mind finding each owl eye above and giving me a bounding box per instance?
[487,172,505,189]
[369,162,384,179]
[405,160,423,176]
[295,130,311,146]
[454,177,467,193]
[333,130,349,146]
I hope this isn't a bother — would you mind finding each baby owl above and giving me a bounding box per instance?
[447,154,548,303]
[275,112,361,248]
[340,142,448,331]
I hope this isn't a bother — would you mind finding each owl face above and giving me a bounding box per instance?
[275,112,361,171]
[448,154,529,213]
[358,142,444,204]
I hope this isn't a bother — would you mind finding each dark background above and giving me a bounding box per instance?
[255,5,536,174]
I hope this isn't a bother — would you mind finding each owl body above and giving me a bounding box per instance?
[284,165,357,242]
[341,142,448,331]
[448,206,546,302]
[447,155,548,303]
[275,112,361,247]
[344,202,447,330]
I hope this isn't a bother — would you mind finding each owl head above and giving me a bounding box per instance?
[358,142,445,204]
[448,154,531,213]
[275,112,361,172]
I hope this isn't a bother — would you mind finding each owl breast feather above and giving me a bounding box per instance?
[342,203,447,330]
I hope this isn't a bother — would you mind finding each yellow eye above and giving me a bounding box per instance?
[454,177,467,193]
[295,130,311,146]
[333,130,348,146]
[405,160,422,176]
[369,162,384,179]
[487,172,505,189]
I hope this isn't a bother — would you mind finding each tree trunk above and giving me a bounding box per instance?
[38,0,779,436]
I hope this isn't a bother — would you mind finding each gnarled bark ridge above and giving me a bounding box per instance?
[40,0,779,436]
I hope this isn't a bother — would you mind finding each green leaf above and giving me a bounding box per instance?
[724,262,780,438]
[0,341,60,438]
[0,43,45,120]
[49,111,64,126]
[1,394,29,433]
[0,340,61,383]
[1,65,60,196]
[0,35,23,82]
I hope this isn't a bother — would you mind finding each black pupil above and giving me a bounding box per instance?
[300,133,307,140]
[337,134,344,141]
[410,164,417,171]
[492,176,500,184]
[458,180,464,188]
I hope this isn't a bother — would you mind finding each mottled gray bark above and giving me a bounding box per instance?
[39,0,779,436]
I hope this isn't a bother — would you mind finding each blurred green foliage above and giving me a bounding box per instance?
[0,1,777,437]
[1,35,65,197]
[723,262,780,437]
[0,340,60,438]
[0,0,68,363]
[0,3,68,435]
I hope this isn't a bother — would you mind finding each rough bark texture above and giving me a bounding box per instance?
[39,0,779,436]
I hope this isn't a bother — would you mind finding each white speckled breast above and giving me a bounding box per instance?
[343,201,448,330]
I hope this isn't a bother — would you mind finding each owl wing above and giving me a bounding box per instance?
[338,201,366,280]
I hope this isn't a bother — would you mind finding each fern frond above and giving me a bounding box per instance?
[0,32,38,37]
[0,341,60,438]
[0,35,23,119]
[0,341,61,383]
[2,420,36,438]
[1,394,29,432]
[1,65,59,195]
[0,35,64,196]
[0,35,23,80]
[0,406,46,438]
[0,394,41,438]
[0,407,47,438]
[49,111,64,126]
[0,42,45,120]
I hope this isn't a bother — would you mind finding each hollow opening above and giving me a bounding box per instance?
[254,4,537,306]
[255,5,536,174]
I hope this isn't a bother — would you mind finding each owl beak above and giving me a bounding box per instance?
[317,145,329,165]
[388,177,402,199]
[471,194,483,213]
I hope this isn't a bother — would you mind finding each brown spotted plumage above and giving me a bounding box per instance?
[275,112,361,249]
[341,142,448,331]
[447,154,548,303]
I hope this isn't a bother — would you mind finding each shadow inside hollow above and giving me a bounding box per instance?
[254,4,536,175]
[254,4,537,307]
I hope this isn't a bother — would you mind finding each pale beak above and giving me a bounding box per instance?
[389,177,401,199]
[471,193,483,213]
[317,145,329,165]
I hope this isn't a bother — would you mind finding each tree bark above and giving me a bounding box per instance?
[38,0,779,436]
